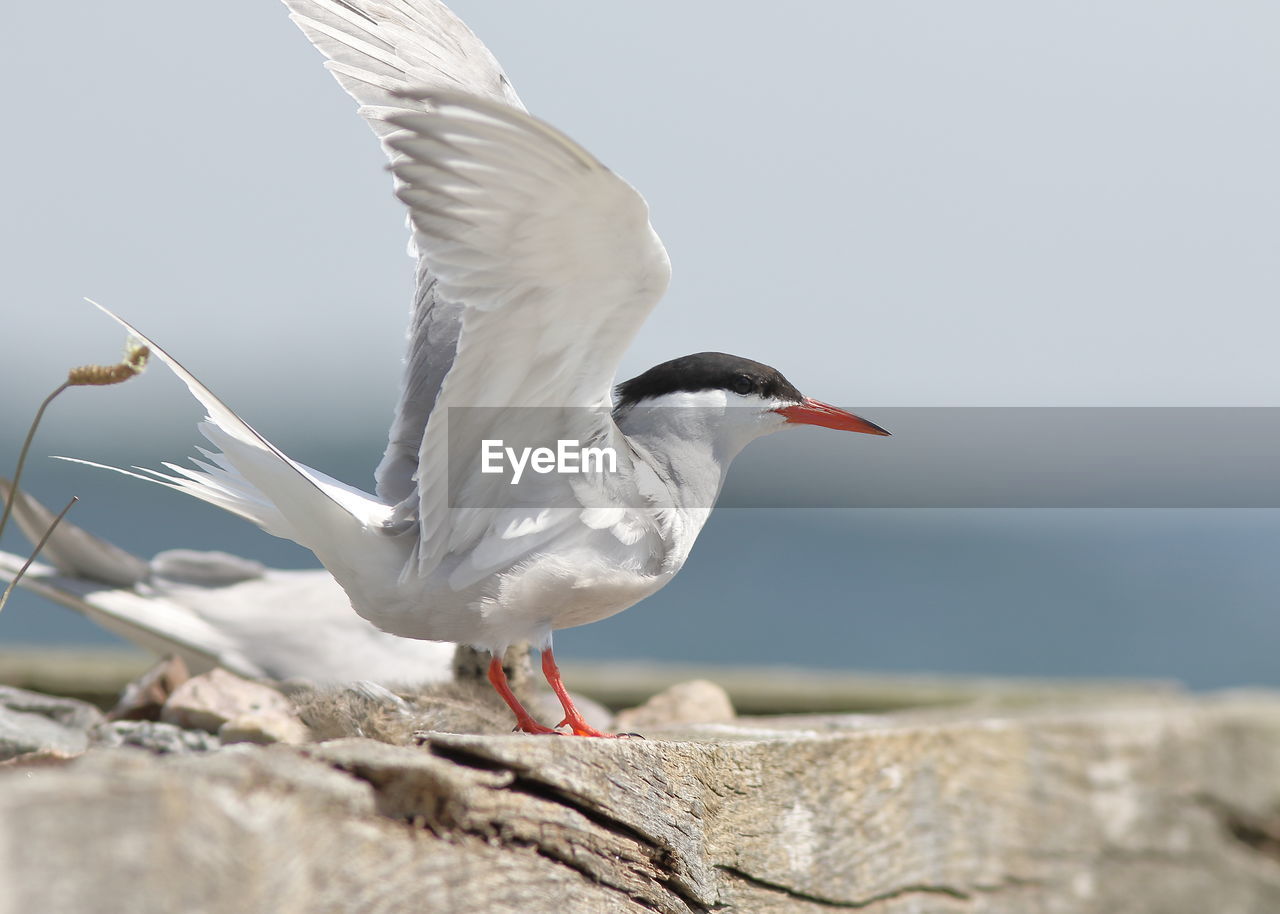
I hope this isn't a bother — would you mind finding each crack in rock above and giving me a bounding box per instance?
[316,739,708,914]
[428,741,710,913]
[1196,794,1280,864]
[717,864,973,910]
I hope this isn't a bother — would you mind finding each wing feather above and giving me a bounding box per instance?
[283,4,672,575]
[379,90,672,572]
[281,0,525,510]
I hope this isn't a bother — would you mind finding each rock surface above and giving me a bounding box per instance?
[295,649,614,742]
[160,668,296,733]
[219,712,310,746]
[110,655,190,721]
[92,720,221,754]
[2,694,1280,913]
[614,679,736,731]
[0,686,104,761]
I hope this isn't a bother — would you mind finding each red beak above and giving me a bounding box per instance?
[774,398,891,436]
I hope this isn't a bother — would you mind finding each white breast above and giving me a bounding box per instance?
[338,501,706,654]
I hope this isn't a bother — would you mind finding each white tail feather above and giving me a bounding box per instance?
[55,456,295,538]
[78,303,401,574]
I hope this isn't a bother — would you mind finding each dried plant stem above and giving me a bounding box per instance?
[0,336,151,611]
[0,496,77,614]
[0,339,148,547]
[0,381,70,547]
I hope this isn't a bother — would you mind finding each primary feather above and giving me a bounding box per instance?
[281,0,526,513]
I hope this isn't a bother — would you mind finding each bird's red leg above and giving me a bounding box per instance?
[487,656,560,735]
[541,647,617,738]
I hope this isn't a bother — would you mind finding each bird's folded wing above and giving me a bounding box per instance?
[380,91,672,572]
[0,551,235,676]
[0,481,240,669]
[281,0,526,510]
[150,567,456,684]
[0,550,453,684]
[0,481,452,684]
[0,478,149,588]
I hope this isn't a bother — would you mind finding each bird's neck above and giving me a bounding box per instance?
[629,434,731,515]
[615,410,753,515]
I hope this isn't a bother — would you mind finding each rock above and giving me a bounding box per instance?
[298,677,537,742]
[156,668,307,745]
[219,712,310,746]
[614,679,736,731]
[5,695,1280,913]
[0,708,90,761]
[295,682,426,743]
[452,643,537,691]
[109,655,190,721]
[160,668,293,733]
[92,720,221,754]
[0,685,104,731]
[0,686,104,761]
[293,648,615,744]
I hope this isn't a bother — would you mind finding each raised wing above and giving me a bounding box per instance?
[281,0,526,510]
[382,90,672,572]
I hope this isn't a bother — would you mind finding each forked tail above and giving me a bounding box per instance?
[66,304,400,574]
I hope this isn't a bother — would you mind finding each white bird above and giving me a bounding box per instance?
[0,481,454,685]
[73,0,889,736]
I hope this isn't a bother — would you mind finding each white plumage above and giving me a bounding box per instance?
[0,482,452,685]
[70,0,890,735]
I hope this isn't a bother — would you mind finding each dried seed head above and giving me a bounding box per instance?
[1,334,151,566]
[67,340,150,387]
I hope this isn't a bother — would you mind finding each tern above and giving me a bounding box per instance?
[75,0,889,736]
[0,481,454,685]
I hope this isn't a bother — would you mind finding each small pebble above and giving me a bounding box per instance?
[219,712,310,746]
[614,679,736,731]
[93,720,221,754]
[161,668,294,733]
[110,655,190,722]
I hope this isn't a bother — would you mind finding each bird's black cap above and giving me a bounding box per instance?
[614,352,803,409]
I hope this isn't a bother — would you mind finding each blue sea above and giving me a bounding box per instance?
[3,442,1278,691]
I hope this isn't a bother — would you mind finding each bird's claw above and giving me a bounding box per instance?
[552,717,634,739]
[511,719,563,736]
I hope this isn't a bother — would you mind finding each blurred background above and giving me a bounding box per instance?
[2,1,1277,689]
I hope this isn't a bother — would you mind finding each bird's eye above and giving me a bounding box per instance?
[731,375,754,396]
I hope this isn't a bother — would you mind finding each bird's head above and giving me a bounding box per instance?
[613,352,889,459]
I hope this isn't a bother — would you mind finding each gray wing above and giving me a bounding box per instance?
[281,0,526,509]
[0,478,149,587]
[0,482,453,684]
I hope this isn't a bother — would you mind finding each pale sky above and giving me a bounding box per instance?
[2,3,1279,682]
[3,0,1279,457]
